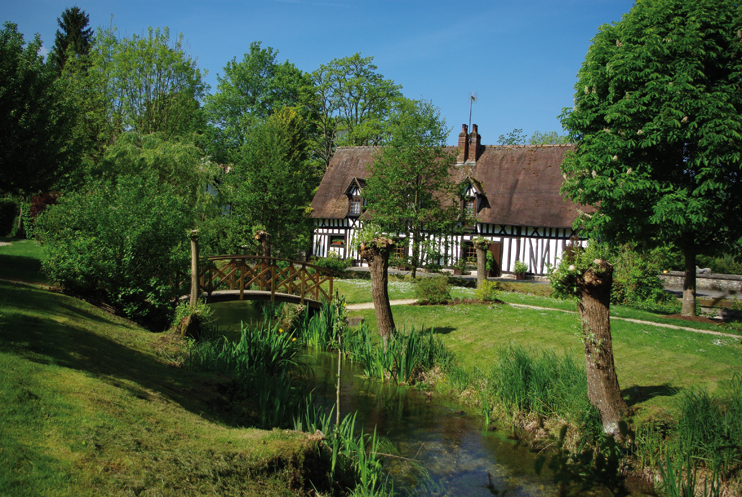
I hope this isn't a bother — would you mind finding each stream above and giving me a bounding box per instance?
[208,301,574,496]
[306,351,559,496]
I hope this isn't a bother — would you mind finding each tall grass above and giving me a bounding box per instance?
[668,374,742,481]
[294,407,393,496]
[185,320,307,428]
[345,324,453,384]
[295,298,453,384]
[633,374,742,495]
[489,345,591,419]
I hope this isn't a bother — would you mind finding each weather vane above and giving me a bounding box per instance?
[468,92,478,133]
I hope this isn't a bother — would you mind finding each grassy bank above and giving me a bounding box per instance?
[0,240,349,496]
[345,303,741,415]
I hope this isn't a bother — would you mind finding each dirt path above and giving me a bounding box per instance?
[347,299,742,340]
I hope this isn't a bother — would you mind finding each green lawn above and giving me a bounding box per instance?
[345,302,742,419]
[0,237,48,284]
[0,239,325,496]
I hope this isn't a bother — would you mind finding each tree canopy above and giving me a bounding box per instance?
[221,107,314,258]
[363,98,458,277]
[307,53,403,172]
[49,6,93,74]
[62,24,208,176]
[204,42,307,164]
[0,22,76,195]
[560,0,742,315]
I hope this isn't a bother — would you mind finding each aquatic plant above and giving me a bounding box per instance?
[184,320,307,428]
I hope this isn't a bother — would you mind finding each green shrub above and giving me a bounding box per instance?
[36,176,192,330]
[474,280,501,301]
[311,252,351,273]
[610,244,673,306]
[513,260,528,274]
[414,275,451,303]
[697,253,742,275]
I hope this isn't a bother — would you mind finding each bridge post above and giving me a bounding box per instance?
[190,230,199,308]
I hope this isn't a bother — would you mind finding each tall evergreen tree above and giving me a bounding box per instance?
[50,6,93,74]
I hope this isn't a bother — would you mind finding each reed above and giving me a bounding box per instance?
[487,344,593,420]
[185,320,308,428]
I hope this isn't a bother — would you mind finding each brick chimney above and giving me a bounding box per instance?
[466,124,480,165]
[456,124,469,165]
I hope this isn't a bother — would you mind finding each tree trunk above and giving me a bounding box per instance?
[410,229,419,279]
[360,239,396,343]
[577,259,627,435]
[254,230,271,257]
[682,246,697,317]
[190,230,199,308]
[476,246,486,289]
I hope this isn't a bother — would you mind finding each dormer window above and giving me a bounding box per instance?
[349,196,363,216]
[464,196,476,218]
[461,177,484,221]
[344,177,366,217]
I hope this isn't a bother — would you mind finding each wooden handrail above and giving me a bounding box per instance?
[183,255,336,304]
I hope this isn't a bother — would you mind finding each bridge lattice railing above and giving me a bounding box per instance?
[178,255,334,305]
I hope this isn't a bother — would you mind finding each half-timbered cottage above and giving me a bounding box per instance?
[310,124,585,275]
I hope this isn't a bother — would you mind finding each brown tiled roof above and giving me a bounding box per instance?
[310,144,583,229]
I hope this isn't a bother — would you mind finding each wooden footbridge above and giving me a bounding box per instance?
[181,255,335,309]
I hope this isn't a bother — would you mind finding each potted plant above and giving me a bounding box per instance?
[513,260,528,280]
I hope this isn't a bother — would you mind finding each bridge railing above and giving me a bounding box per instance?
[179,255,335,305]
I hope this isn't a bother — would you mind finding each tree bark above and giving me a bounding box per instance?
[254,230,271,257]
[682,245,697,317]
[476,246,486,289]
[577,259,627,435]
[189,230,199,308]
[410,229,420,279]
[360,238,396,344]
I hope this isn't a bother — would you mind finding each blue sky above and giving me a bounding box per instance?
[4,0,635,145]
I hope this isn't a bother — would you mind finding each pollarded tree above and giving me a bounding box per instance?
[560,0,742,316]
[549,246,628,435]
[363,98,459,278]
[49,6,94,74]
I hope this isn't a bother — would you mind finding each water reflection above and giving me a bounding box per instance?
[306,352,556,496]
[210,301,558,496]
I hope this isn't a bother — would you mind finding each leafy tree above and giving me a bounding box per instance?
[307,53,403,172]
[49,6,93,74]
[559,0,742,316]
[363,98,459,278]
[36,175,193,330]
[497,128,527,145]
[0,22,76,195]
[222,107,314,258]
[529,130,571,145]
[204,42,307,164]
[62,24,208,174]
[95,132,218,211]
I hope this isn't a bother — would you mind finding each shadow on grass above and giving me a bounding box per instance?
[623,384,678,407]
[0,253,47,284]
[0,280,241,427]
[432,327,457,335]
